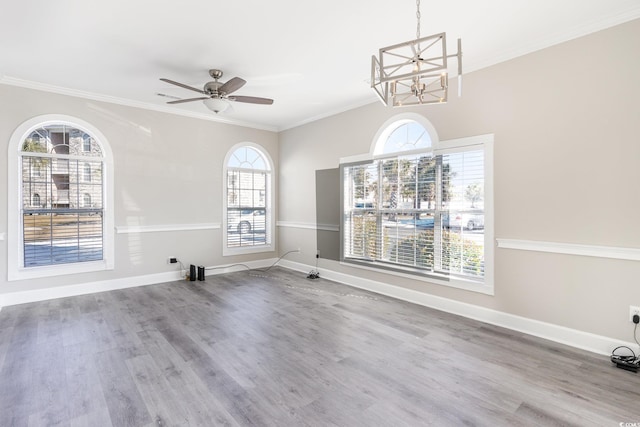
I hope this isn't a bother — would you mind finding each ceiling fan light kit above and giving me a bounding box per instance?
[371,0,462,107]
[159,69,273,114]
[203,97,231,114]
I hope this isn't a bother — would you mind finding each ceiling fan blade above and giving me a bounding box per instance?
[219,77,246,95]
[230,95,274,105]
[156,92,181,100]
[167,97,209,104]
[160,78,206,94]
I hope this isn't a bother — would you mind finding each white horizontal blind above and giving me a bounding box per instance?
[440,150,485,278]
[226,169,268,248]
[20,126,104,267]
[343,149,485,281]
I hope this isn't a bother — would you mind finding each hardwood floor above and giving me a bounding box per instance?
[1,267,639,426]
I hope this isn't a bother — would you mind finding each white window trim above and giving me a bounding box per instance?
[7,114,115,281]
[222,142,275,256]
[340,114,494,294]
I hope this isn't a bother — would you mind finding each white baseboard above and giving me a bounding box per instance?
[0,258,278,308]
[278,259,632,356]
[0,271,181,307]
[1,256,631,357]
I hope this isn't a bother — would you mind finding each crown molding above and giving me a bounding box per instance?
[0,76,279,132]
[467,8,640,74]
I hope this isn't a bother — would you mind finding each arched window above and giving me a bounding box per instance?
[223,144,273,255]
[8,115,114,281]
[380,121,432,154]
[341,113,493,291]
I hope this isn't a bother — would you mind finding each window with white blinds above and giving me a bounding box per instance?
[20,125,104,267]
[342,120,489,285]
[223,144,273,255]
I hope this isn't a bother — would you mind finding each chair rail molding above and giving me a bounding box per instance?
[116,223,220,234]
[496,238,640,261]
[277,221,339,231]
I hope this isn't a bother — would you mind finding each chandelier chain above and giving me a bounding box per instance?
[416,0,421,39]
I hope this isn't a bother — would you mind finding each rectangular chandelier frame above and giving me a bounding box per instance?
[372,32,462,107]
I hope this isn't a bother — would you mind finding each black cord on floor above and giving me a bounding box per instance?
[200,249,300,274]
[610,320,640,372]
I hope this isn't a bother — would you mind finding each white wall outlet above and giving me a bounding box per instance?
[630,305,640,322]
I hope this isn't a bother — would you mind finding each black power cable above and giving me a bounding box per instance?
[611,314,640,372]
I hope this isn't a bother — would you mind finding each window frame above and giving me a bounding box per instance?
[340,114,494,294]
[7,115,114,281]
[222,142,274,256]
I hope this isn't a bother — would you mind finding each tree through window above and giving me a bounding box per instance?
[342,118,487,282]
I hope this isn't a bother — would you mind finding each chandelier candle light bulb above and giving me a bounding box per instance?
[371,0,462,107]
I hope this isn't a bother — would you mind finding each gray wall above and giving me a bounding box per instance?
[315,168,340,261]
[278,19,640,342]
[0,84,278,295]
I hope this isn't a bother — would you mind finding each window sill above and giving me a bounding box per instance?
[340,259,494,295]
[8,259,114,281]
[223,245,275,257]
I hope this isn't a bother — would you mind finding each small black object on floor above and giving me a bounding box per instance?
[611,354,639,372]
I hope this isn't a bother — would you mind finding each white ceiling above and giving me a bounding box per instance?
[1,0,639,131]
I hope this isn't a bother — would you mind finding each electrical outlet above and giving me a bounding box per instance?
[168,257,177,264]
[630,306,640,322]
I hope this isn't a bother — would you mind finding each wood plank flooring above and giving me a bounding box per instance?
[1,267,639,426]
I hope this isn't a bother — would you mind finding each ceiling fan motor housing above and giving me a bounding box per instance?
[204,81,224,96]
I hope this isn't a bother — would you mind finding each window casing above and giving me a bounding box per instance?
[223,144,274,255]
[341,115,493,293]
[8,115,114,281]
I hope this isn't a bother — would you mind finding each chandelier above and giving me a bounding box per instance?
[371,0,462,107]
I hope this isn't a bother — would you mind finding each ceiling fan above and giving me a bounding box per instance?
[159,69,274,113]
